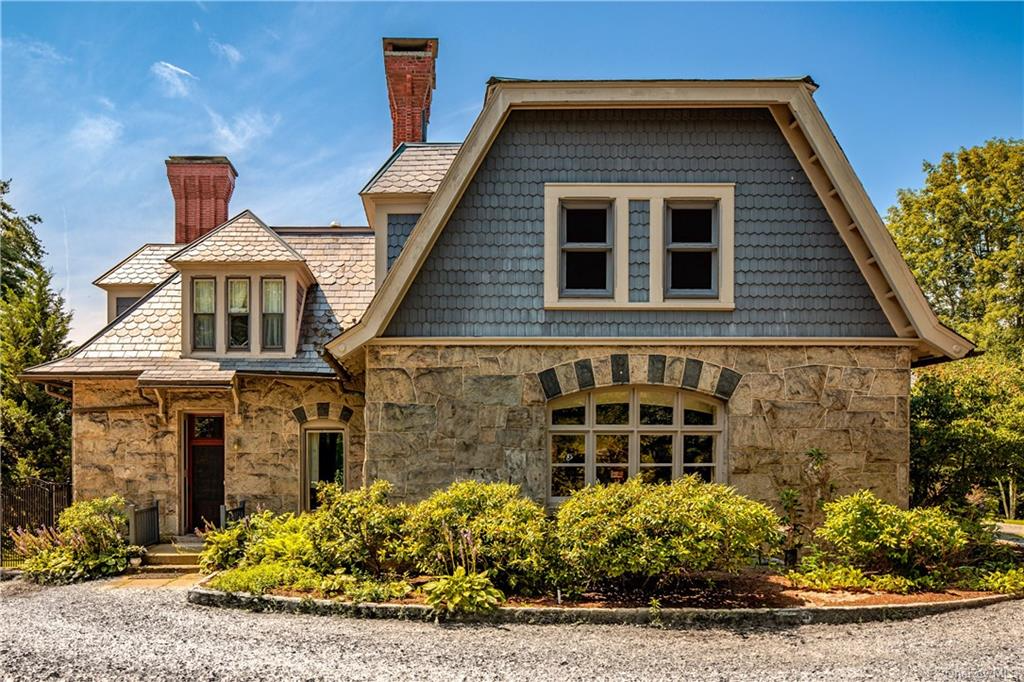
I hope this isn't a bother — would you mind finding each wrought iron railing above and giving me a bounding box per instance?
[219,500,247,528]
[1,479,72,567]
[127,501,160,547]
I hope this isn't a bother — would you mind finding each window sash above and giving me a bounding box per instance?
[192,278,216,350]
[261,278,285,350]
[665,202,719,298]
[559,202,614,297]
[226,278,250,350]
[547,388,723,501]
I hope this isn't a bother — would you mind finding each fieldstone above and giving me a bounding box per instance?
[366,368,415,403]
[840,367,876,392]
[381,403,436,432]
[869,369,910,396]
[465,375,522,406]
[412,368,462,402]
[784,365,827,401]
[849,395,895,412]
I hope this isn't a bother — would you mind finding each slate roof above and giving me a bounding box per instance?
[25,225,375,383]
[362,143,461,194]
[93,244,179,286]
[168,211,305,263]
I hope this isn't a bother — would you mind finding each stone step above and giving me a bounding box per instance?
[143,543,202,566]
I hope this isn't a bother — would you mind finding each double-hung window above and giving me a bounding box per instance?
[560,202,613,297]
[191,278,216,351]
[261,277,285,351]
[665,203,718,297]
[227,278,250,351]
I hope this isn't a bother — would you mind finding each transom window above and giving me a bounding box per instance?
[227,278,250,350]
[559,201,613,297]
[548,386,723,502]
[666,203,718,297]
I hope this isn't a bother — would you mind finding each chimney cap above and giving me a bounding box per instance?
[165,155,239,177]
[382,37,439,57]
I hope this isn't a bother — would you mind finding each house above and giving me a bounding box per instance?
[23,37,973,535]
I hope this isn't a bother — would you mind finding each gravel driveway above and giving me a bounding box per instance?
[1,578,1021,681]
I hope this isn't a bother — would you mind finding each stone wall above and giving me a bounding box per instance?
[71,375,364,535]
[363,344,912,507]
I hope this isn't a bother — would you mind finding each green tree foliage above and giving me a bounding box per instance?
[0,180,73,485]
[886,138,1024,352]
[910,354,1024,517]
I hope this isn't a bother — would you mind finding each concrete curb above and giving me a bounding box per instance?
[186,580,1016,628]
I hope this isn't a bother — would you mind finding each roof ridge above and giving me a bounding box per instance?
[167,209,306,263]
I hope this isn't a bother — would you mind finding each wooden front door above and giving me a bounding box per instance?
[185,414,224,532]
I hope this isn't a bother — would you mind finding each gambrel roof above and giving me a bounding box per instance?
[327,78,974,365]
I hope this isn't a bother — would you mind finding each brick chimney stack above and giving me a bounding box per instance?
[382,37,439,149]
[165,156,238,244]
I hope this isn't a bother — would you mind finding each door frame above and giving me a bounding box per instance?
[182,412,225,533]
[300,423,348,512]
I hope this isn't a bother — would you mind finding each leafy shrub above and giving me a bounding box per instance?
[403,481,550,593]
[344,577,412,603]
[306,481,409,577]
[242,513,316,567]
[977,567,1024,595]
[554,477,781,593]
[815,491,974,575]
[786,562,870,592]
[11,495,129,584]
[207,561,322,595]
[423,567,505,616]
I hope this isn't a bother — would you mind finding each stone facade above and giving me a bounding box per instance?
[71,376,364,535]
[363,344,912,508]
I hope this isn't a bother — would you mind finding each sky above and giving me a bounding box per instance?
[2,2,1022,343]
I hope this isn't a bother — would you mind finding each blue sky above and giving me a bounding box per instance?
[2,2,1022,342]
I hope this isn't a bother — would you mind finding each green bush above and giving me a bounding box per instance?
[977,567,1024,595]
[207,561,323,595]
[403,481,550,593]
[11,495,129,584]
[306,481,409,577]
[554,477,781,593]
[423,567,505,616]
[198,510,297,572]
[815,490,973,575]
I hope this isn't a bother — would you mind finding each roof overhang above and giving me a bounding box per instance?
[324,79,971,364]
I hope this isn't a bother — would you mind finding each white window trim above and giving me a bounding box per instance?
[547,386,726,505]
[543,183,735,310]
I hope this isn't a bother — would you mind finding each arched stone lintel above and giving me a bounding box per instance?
[291,402,354,424]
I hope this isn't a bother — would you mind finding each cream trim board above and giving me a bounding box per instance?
[368,199,429,289]
[325,81,970,362]
[543,184,735,310]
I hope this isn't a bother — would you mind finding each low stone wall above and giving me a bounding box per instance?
[363,344,912,507]
[71,376,364,534]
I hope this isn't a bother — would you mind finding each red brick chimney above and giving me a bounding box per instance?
[165,156,238,244]
[383,37,439,149]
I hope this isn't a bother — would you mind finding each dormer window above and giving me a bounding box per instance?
[192,278,216,351]
[261,278,285,350]
[227,278,250,350]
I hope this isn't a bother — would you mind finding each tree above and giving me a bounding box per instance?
[886,138,1024,352]
[0,181,73,485]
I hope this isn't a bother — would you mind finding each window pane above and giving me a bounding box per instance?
[596,466,629,485]
[683,397,717,426]
[262,279,285,313]
[564,251,608,291]
[551,467,585,497]
[638,467,672,485]
[684,466,714,483]
[193,279,215,313]
[229,315,249,349]
[669,251,713,291]
[193,314,214,350]
[683,435,714,464]
[228,279,249,313]
[115,297,139,317]
[307,431,344,510]
[565,207,609,243]
[596,434,629,463]
[670,208,713,244]
[595,389,630,425]
[640,435,673,464]
[550,394,586,425]
[551,434,586,464]
[262,313,284,349]
[192,416,223,440]
[639,389,674,425]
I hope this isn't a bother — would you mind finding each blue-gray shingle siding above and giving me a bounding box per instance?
[628,200,650,303]
[384,108,894,338]
[386,214,419,270]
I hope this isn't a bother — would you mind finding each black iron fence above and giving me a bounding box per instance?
[127,501,160,547]
[1,479,72,568]
[219,500,247,528]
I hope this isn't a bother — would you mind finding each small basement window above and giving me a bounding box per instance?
[560,202,613,297]
[665,204,718,297]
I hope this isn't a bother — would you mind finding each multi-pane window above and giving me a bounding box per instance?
[227,278,250,350]
[549,387,722,502]
[192,278,216,351]
[666,204,718,296]
[261,278,285,350]
[560,202,613,297]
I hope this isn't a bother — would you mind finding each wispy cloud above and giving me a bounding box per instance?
[192,19,203,33]
[2,37,71,64]
[150,61,198,98]
[97,96,116,111]
[209,39,243,66]
[68,115,123,152]
[207,108,279,155]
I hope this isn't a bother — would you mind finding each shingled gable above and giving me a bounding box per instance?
[92,243,179,287]
[166,209,306,264]
[326,78,974,365]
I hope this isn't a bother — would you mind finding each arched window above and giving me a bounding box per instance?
[548,386,724,502]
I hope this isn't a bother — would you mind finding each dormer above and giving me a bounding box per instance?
[93,244,179,322]
[166,210,314,359]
